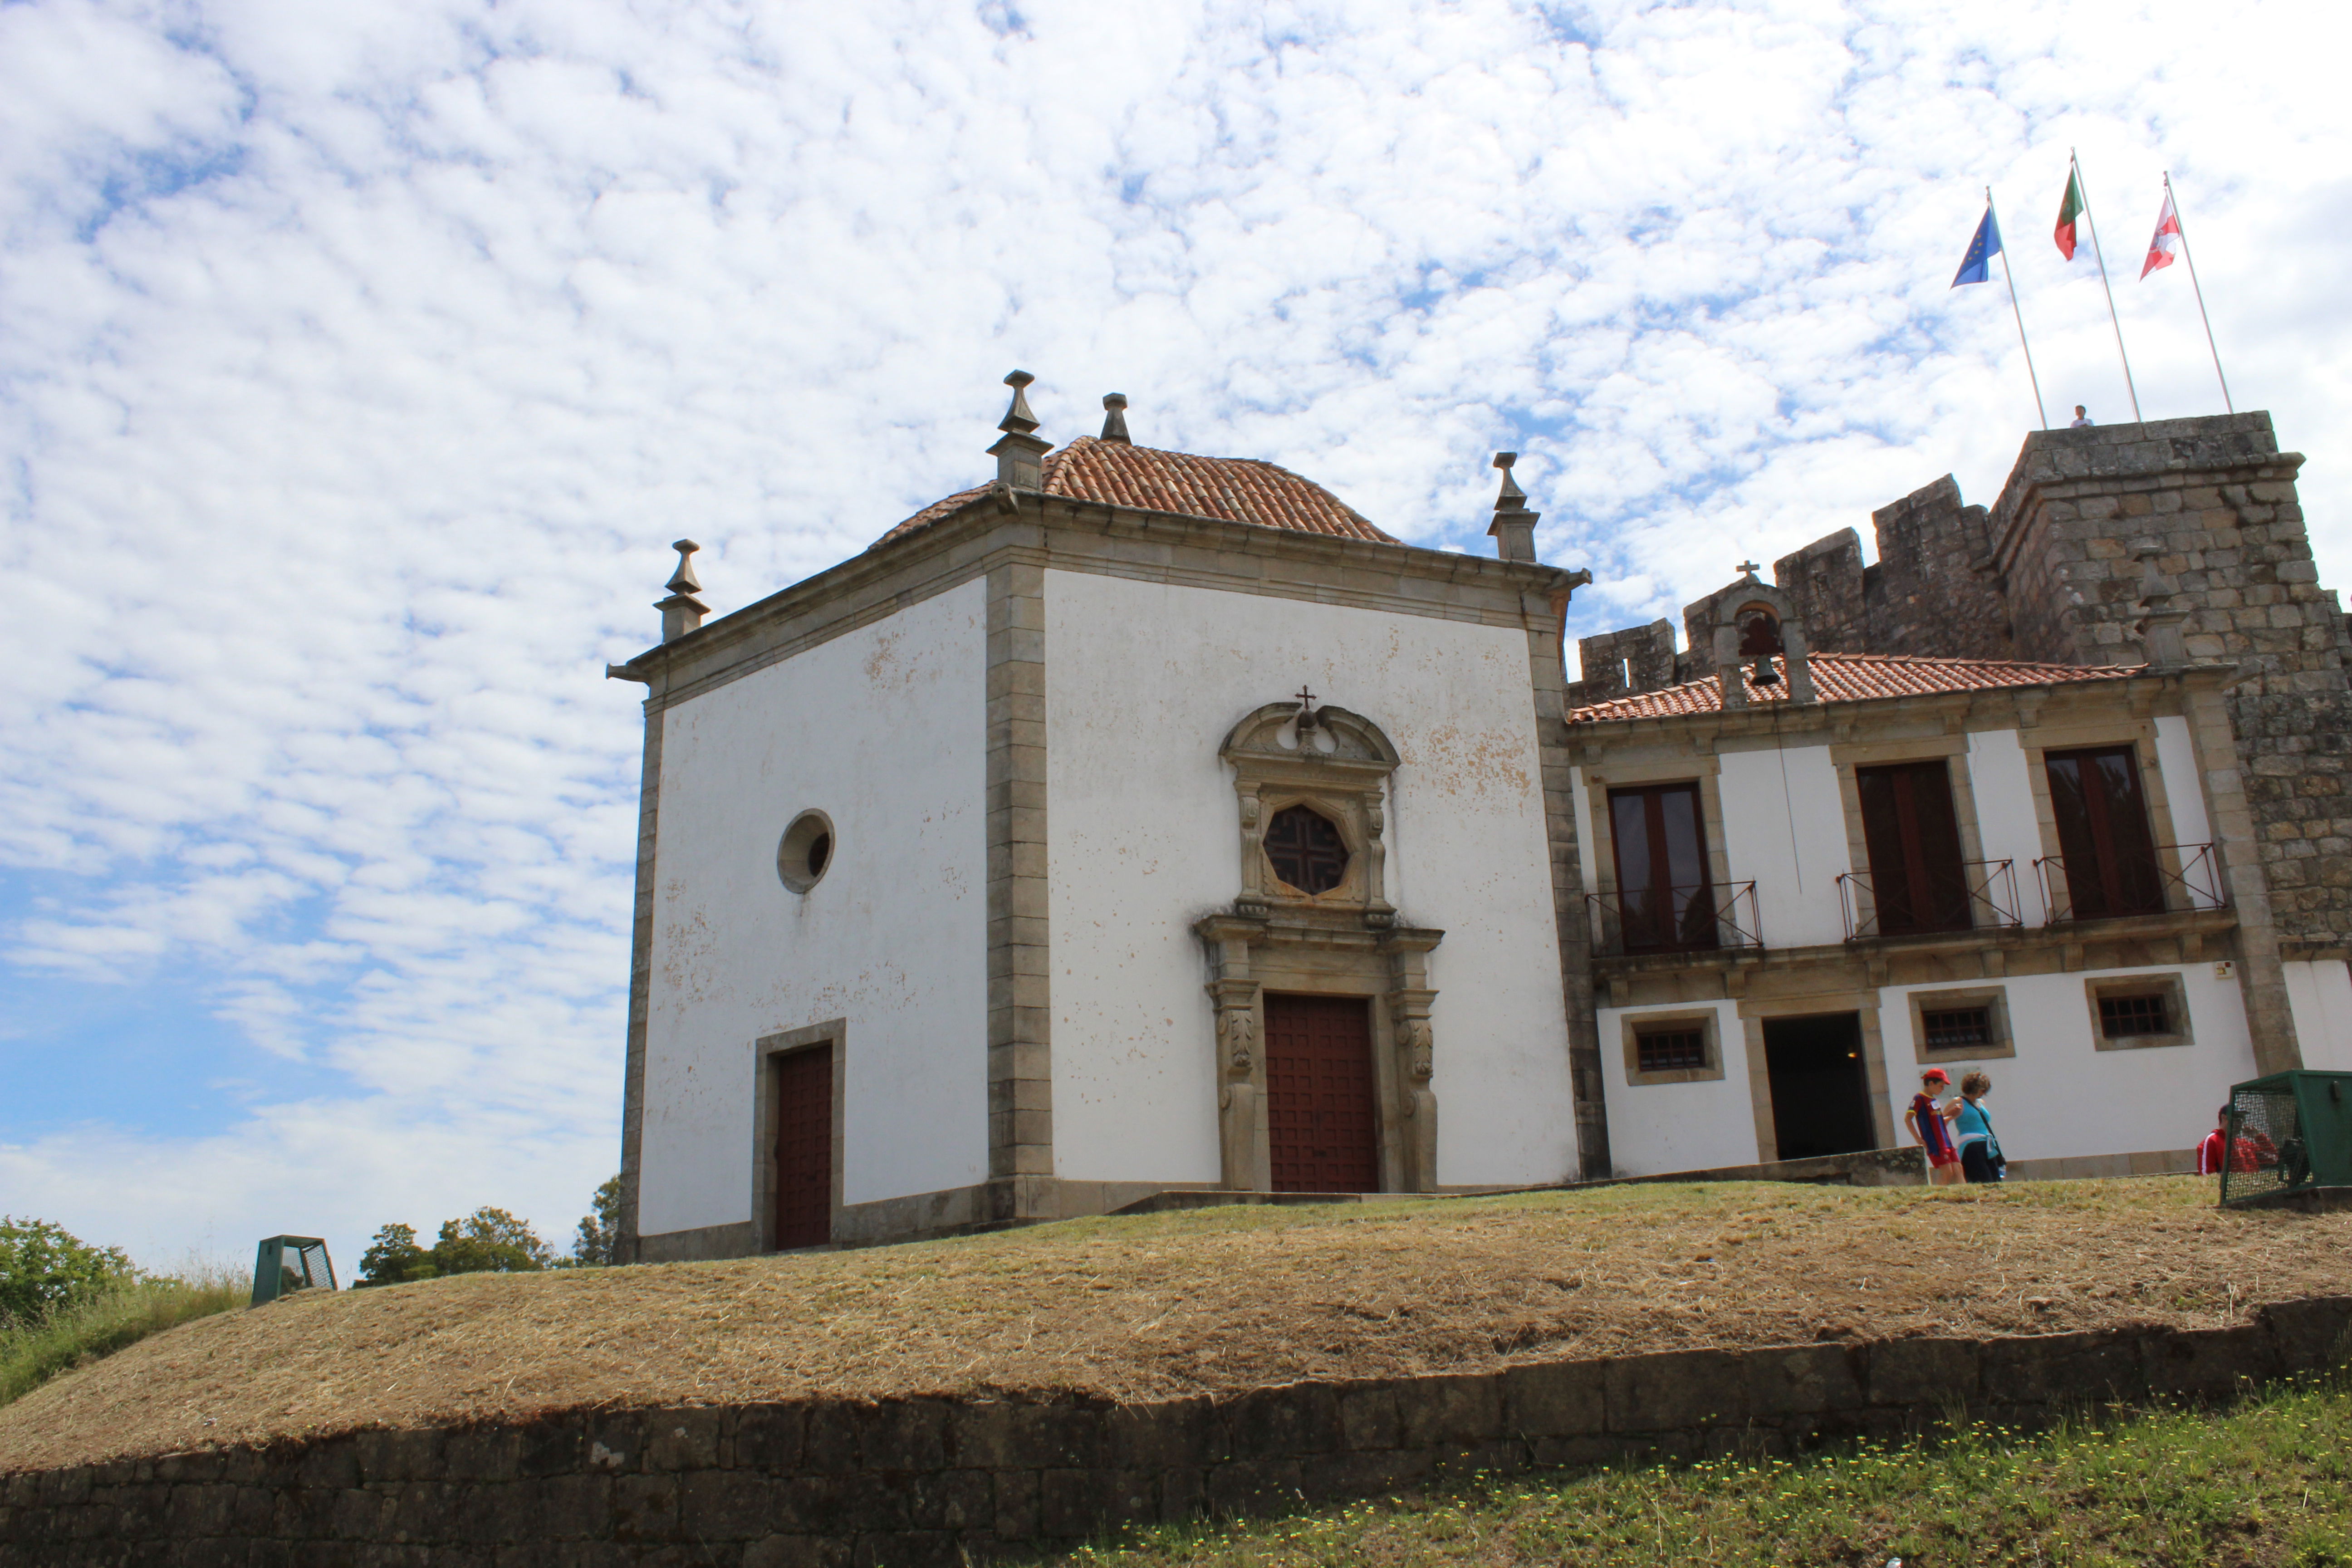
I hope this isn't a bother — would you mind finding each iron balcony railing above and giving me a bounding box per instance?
[2034,842,2226,924]
[1586,881,1763,958]
[1834,859,2023,941]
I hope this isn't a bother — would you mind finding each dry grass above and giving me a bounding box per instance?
[4,1176,2346,1475]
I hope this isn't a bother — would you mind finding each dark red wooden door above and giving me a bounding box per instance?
[1263,994,1380,1193]
[773,1048,833,1250]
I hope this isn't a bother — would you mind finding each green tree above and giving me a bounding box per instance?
[0,1216,137,1325]
[567,1176,622,1267]
[356,1223,437,1287]
[428,1207,554,1275]
[355,1208,556,1288]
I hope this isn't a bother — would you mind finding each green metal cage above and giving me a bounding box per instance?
[2220,1071,2352,1206]
[250,1235,337,1307]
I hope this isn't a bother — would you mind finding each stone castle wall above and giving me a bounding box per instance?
[6,1298,2347,1564]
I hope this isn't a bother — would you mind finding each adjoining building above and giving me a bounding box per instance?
[608,382,2352,1259]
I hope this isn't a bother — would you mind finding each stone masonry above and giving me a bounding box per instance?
[7,1298,2346,1564]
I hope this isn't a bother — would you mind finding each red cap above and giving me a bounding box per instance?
[1921,1068,1950,1083]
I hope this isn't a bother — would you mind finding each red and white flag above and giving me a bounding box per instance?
[2141,188,2182,279]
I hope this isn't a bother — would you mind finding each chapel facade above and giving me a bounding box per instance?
[609,383,2352,1259]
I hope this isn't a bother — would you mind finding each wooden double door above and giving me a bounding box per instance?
[1262,993,1381,1194]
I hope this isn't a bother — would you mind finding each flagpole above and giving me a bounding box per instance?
[1989,187,2049,429]
[2073,149,2142,421]
[2164,172,2234,413]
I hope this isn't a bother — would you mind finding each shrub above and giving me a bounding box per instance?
[0,1216,137,1325]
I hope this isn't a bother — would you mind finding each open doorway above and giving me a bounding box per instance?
[1761,1012,1877,1160]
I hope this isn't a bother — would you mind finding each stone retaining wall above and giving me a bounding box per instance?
[6,1296,2347,1566]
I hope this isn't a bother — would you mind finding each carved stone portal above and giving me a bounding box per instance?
[1194,699,1443,1193]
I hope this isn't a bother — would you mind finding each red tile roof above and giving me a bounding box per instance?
[1568,652,2142,722]
[875,436,1401,547]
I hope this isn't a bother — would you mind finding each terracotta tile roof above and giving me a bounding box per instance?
[1568,652,2142,722]
[875,436,1401,547]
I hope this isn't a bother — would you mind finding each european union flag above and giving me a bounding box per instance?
[1951,203,2002,287]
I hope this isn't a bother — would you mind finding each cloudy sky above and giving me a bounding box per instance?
[4,0,2347,1269]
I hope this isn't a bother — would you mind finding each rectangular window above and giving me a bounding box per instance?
[1856,760,1972,934]
[1920,1005,1994,1050]
[1607,782,1716,952]
[1636,1028,1709,1073]
[2045,745,2165,919]
[2098,992,2171,1039]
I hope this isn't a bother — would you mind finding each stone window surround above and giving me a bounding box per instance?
[1617,1006,1726,1085]
[1902,984,2017,1063]
[1828,735,1994,936]
[750,1020,849,1253]
[1223,701,1400,924]
[2014,712,2200,924]
[2084,970,2195,1052]
[1578,755,1735,910]
[1735,991,1898,1161]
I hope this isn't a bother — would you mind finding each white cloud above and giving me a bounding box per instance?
[2,0,2347,1265]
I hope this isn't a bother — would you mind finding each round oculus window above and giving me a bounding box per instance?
[778,810,835,894]
[1265,804,1349,895]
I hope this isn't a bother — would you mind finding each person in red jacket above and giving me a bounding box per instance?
[2197,1107,2278,1175]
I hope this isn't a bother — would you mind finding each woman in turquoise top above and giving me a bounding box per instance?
[1945,1070,2003,1184]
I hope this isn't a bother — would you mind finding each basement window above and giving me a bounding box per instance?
[1921,1006,1994,1051]
[2085,974,2192,1051]
[2098,992,2170,1039]
[1636,1029,1708,1073]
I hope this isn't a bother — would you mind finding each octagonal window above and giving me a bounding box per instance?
[1266,805,1349,895]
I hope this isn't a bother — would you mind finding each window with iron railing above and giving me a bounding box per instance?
[1606,782,1718,953]
[1856,760,1972,934]
[2044,745,2165,918]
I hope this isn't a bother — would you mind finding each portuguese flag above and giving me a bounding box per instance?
[2054,166,2087,260]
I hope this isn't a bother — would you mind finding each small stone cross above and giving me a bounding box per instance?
[1737,559,1761,579]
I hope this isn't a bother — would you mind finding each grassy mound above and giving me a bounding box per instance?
[3,1176,2347,1476]
[1064,1374,2352,1566]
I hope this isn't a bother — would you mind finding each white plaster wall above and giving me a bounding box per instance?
[1595,1000,1755,1174]
[2152,715,2213,848]
[1965,727,2044,921]
[2283,959,2352,1072]
[639,581,989,1235]
[1569,765,1597,909]
[1716,745,1848,949]
[1044,569,1577,1189]
[1877,965,2257,1161]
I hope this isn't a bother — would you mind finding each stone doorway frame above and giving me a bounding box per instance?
[1194,700,1443,1194]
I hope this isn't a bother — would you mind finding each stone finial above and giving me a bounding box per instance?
[657,539,710,643]
[1486,451,1539,564]
[997,369,1040,434]
[988,369,1052,491]
[1100,393,1132,444]
[665,539,702,596]
[1737,559,1762,581]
